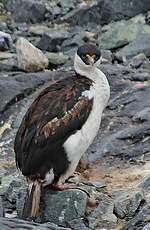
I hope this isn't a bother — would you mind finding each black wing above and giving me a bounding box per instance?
[14,74,93,177]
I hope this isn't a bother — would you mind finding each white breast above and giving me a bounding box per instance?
[63,67,110,175]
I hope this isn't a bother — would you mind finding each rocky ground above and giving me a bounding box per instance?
[1,0,150,229]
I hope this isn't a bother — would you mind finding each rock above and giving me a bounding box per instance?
[122,204,150,230]
[87,199,117,230]
[0,71,62,114]
[28,25,51,36]
[57,1,103,26]
[143,223,150,230]
[57,0,150,26]
[0,217,71,230]
[145,11,150,26]
[127,53,149,68]
[16,37,48,72]
[137,176,150,190]
[0,197,4,217]
[0,31,12,51]
[132,108,150,122]
[115,34,150,61]
[4,0,46,23]
[45,52,69,65]
[114,188,144,219]
[0,52,16,60]
[37,29,71,52]
[24,189,88,227]
[129,72,150,82]
[0,61,19,72]
[130,13,146,24]
[101,49,113,64]
[100,20,150,50]
[67,218,89,230]
[1,176,26,212]
[61,31,90,51]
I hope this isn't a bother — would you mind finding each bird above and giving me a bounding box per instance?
[14,43,110,219]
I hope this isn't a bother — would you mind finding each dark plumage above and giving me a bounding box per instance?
[15,74,93,182]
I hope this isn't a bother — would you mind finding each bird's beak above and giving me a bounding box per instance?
[87,56,94,65]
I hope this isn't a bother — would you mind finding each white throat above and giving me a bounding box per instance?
[74,53,100,79]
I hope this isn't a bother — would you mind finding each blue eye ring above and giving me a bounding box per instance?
[81,54,86,59]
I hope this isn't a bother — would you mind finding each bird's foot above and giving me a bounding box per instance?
[53,183,90,197]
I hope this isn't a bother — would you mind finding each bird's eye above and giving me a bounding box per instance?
[94,55,99,61]
[81,54,86,59]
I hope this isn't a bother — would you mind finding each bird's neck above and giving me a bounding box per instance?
[74,53,97,81]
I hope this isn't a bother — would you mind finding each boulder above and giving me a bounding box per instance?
[3,0,46,23]
[37,29,71,52]
[114,188,144,219]
[115,34,150,61]
[16,37,48,72]
[122,204,150,230]
[0,31,12,51]
[100,20,150,50]
[17,188,88,228]
[87,199,117,229]
[0,217,71,230]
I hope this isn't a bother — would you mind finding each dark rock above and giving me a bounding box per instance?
[35,189,88,227]
[137,176,150,190]
[68,218,89,230]
[129,73,150,81]
[4,0,46,23]
[57,0,150,26]
[0,61,19,72]
[114,188,144,219]
[132,108,150,122]
[57,1,104,26]
[0,197,4,217]
[115,34,150,61]
[122,203,150,230]
[0,71,66,114]
[1,177,26,212]
[37,29,71,52]
[145,11,150,25]
[0,31,12,51]
[0,217,71,230]
[87,199,117,229]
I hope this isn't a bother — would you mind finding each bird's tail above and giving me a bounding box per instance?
[22,180,41,219]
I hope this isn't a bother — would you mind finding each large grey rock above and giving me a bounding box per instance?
[115,34,150,61]
[87,199,117,229]
[114,188,144,219]
[4,0,46,23]
[122,204,150,230]
[0,217,71,230]
[37,29,71,52]
[16,37,48,72]
[35,189,88,227]
[100,20,150,50]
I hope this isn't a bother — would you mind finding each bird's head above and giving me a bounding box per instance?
[74,44,101,73]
